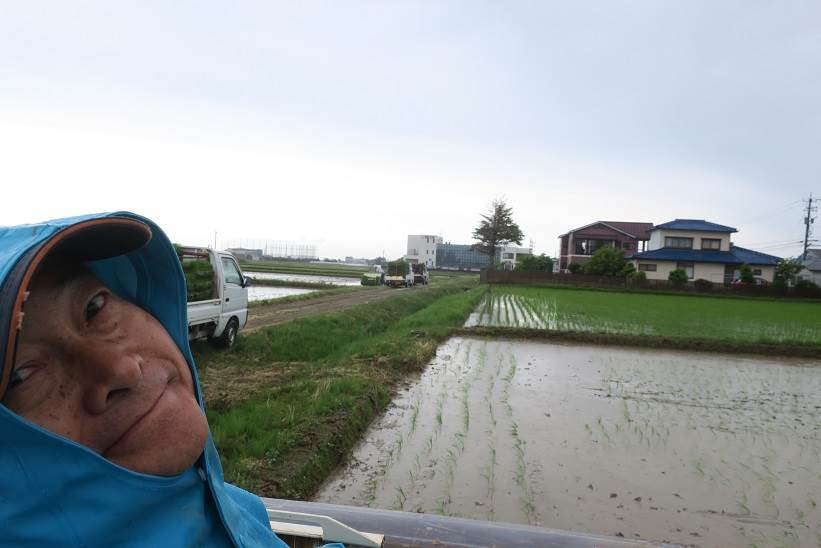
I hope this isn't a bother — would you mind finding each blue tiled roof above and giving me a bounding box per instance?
[730,246,781,266]
[652,219,737,233]
[631,249,739,264]
[803,249,821,271]
[631,246,780,266]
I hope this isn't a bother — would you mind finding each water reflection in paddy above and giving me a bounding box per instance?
[315,337,821,547]
[247,286,316,302]
[248,271,361,286]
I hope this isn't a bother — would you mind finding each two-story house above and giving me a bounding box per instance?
[558,221,653,271]
[630,219,780,283]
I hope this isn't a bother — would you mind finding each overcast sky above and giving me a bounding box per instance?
[1,2,819,259]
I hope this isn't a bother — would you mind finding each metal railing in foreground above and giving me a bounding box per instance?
[264,498,677,548]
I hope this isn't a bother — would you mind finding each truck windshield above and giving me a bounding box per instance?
[221,257,243,285]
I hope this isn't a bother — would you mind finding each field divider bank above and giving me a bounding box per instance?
[193,279,485,500]
[241,260,369,278]
[456,326,821,358]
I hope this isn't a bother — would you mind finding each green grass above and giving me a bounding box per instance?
[207,372,390,496]
[471,285,821,346]
[195,278,484,498]
[241,260,369,278]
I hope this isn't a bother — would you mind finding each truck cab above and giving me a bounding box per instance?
[177,246,250,348]
[411,263,429,285]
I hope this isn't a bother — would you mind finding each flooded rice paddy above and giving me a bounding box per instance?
[247,286,315,302]
[315,337,821,547]
[248,271,360,286]
[465,291,821,344]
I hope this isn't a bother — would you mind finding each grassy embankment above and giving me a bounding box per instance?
[193,277,483,499]
[463,285,821,356]
[241,260,369,278]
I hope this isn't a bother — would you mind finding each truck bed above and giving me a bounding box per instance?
[188,298,222,326]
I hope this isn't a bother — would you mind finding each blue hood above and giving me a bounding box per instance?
[0,212,287,547]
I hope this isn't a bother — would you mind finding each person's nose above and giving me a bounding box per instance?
[78,344,144,415]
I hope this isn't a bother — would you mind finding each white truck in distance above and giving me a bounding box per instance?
[411,263,429,285]
[177,246,250,348]
[385,260,414,288]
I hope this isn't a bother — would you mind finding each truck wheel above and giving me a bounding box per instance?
[217,318,238,349]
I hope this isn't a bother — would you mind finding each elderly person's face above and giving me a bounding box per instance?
[1,264,208,476]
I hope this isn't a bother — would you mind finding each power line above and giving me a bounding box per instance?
[736,200,803,227]
[743,238,804,247]
[752,240,803,249]
[754,242,804,251]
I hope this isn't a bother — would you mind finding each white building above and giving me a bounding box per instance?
[406,235,443,268]
[499,245,533,270]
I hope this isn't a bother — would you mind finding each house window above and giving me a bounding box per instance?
[574,239,616,255]
[622,242,632,249]
[753,268,762,276]
[701,238,721,250]
[665,237,693,249]
[503,252,515,260]
[677,262,694,279]
[638,263,657,272]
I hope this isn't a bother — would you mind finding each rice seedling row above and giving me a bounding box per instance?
[316,337,821,547]
[466,286,821,345]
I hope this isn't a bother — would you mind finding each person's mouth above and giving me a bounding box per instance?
[101,385,168,458]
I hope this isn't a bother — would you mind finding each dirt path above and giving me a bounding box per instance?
[246,287,410,331]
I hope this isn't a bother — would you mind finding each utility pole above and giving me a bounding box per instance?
[802,194,817,260]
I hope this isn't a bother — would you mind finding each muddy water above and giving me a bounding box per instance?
[314,338,821,547]
[247,286,315,302]
[248,272,360,286]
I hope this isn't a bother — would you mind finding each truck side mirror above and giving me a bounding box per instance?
[242,276,252,288]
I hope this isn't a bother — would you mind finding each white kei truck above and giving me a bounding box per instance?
[384,260,415,288]
[177,246,250,348]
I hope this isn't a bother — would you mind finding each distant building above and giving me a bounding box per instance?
[435,243,494,271]
[226,248,263,261]
[406,234,443,268]
[558,221,653,271]
[223,239,316,260]
[499,245,533,270]
[345,257,370,265]
[799,249,821,285]
[630,219,780,283]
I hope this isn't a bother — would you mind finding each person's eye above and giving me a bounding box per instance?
[7,364,40,391]
[85,292,107,322]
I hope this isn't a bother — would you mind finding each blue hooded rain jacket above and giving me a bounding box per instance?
[0,212,298,547]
